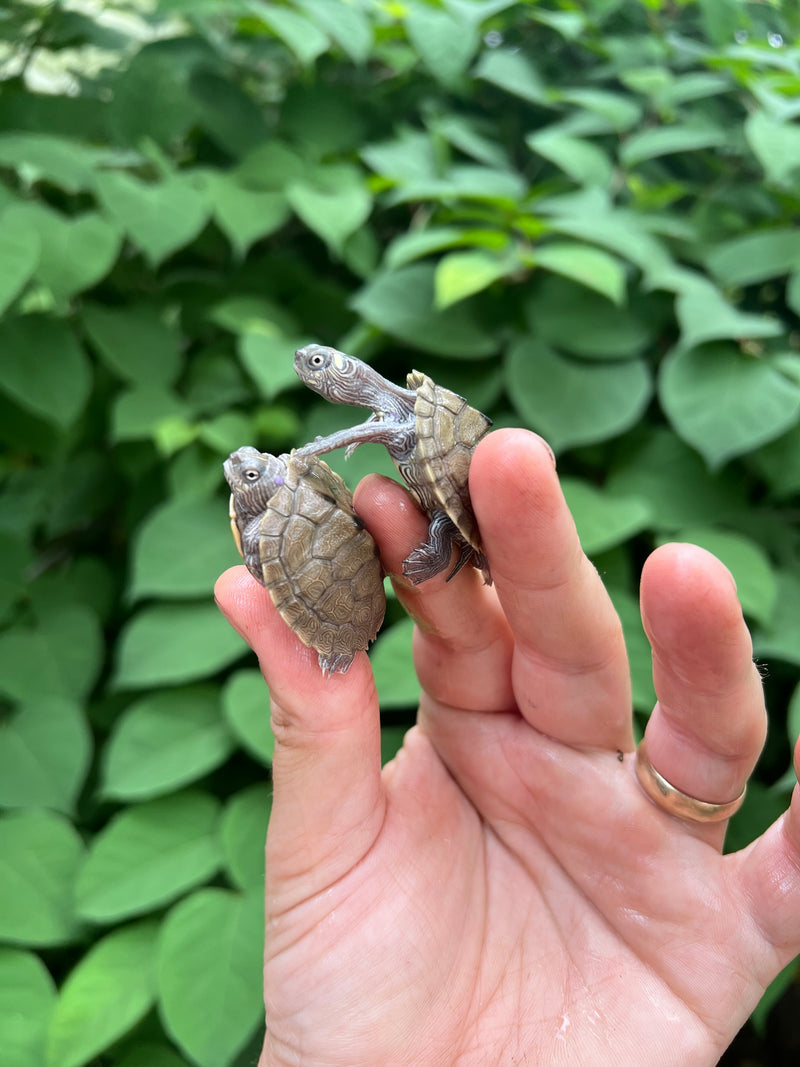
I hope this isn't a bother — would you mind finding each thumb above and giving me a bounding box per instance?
[215,566,385,904]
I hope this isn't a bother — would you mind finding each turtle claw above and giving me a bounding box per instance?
[318,650,354,676]
[401,546,449,585]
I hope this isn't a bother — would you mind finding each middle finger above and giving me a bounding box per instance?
[358,429,634,751]
[470,429,634,750]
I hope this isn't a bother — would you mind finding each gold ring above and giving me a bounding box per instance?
[635,739,746,823]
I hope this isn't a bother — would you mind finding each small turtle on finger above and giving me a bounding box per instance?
[293,344,492,585]
[224,446,385,676]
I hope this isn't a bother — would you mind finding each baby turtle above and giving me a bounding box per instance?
[224,446,385,676]
[294,344,492,585]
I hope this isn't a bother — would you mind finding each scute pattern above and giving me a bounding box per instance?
[408,370,492,564]
[230,451,385,676]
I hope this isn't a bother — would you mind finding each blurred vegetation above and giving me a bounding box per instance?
[0,0,799,1064]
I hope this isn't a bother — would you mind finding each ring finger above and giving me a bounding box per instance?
[637,542,767,847]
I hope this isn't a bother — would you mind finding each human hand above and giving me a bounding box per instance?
[215,429,800,1067]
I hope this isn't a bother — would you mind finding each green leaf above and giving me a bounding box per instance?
[294,0,373,63]
[0,133,103,193]
[221,669,275,766]
[475,48,548,104]
[607,429,747,530]
[0,948,56,1067]
[0,697,92,814]
[789,682,800,748]
[191,70,271,157]
[533,242,626,305]
[106,50,195,149]
[95,172,211,267]
[434,249,512,308]
[561,479,651,555]
[102,687,236,801]
[0,212,40,315]
[544,207,672,281]
[526,130,613,188]
[361,128,436,183]
[505,338,652,452]
[0,809,85,946]
[620,124,726,167]
[385,227,510,275]
[286,170,371,253]
[525,276,654,360]
[254,2,329,65]
[82,303,182,387]
[131,496,237,600]
[5,204,121,300]
[0,316,91,428]
[114,603,247,688]
[46,920,159,1067]
[387,163,526,205]
[659,344,800,468]
[754,570,800,669]
[198,411,255,455]
[117,1041,192,1067]
[157,889,264,1067]
[405,5,480,87]
[559,88,642,132]
[238,330,304,400]
[202,171,290,257]
[221,784,272,893]
[705,228,800,289]
[750,422,800,500]
[789,271,800,317]
[234,141,306,191]
[210,295,296,336]
[111,386,187,444]
[745,111,800,187]
[370,618,420,709]
[75,792,223,923]
[662,527,777,626]
[0,604,102,704]
[675,278,783,350]
[432,113,510,169]
[352,263,496,358]
[385,226,469,269]
[445,0,519,22]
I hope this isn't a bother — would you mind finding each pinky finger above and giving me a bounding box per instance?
[737,735,800,965]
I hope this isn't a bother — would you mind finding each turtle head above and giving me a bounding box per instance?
[294,344,392,409]
[224,446,287,519]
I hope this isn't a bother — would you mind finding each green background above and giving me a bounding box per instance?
[0,1,799,1064]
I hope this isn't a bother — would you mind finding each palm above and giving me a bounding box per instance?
[264,717,751,1066]
[216,430,800,1067]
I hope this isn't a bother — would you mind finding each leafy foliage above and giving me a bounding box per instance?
[1,1,799,1063]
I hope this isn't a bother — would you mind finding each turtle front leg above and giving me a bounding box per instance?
[295,418,415,460]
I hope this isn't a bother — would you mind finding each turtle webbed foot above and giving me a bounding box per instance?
[318,650,355,677]
[401,511,492,585]
[400,510,453,585]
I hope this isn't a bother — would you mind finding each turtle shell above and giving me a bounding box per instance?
[232,452,384,676]
[403,370,492,552]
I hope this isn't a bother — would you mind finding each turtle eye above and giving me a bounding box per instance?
[310,353,325,367]
[243,468,260,481]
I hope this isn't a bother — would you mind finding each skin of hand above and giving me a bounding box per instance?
[214,428,800,1067]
